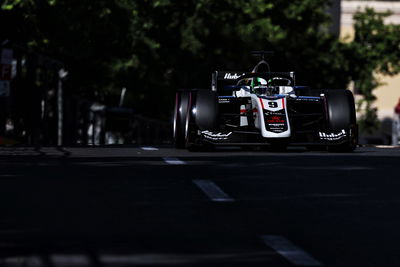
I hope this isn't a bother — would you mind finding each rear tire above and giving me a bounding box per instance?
[173,91,189,149]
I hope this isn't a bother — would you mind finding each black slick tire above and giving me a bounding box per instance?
[173,91,189,149]
[185,89,219,150]
[324,89,357,152]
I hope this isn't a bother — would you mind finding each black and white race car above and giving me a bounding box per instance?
[173,52,358,152]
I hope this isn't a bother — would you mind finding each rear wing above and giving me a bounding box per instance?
[211,71,246,92]
[211,71,296,93]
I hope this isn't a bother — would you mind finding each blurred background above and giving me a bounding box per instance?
[0,0,399,147]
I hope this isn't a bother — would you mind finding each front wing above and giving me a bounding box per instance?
[199,127,356,146]
[197,95,356,146]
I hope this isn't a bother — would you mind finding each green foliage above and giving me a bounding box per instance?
[1,0,56,10]
[1,0,400,125]
[1,0,25,10]
[349,8,400,133]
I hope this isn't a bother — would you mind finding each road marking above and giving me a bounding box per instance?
[261,235,322,266]
[140,146,159,151]
[295,166,372,170]
[193,179,234,202]
[99,252,275,265]
[163,157,186,165]
[374,145,400,148]
[51,255,91,265]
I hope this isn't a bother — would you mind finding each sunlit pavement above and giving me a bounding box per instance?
[0,145,399,266]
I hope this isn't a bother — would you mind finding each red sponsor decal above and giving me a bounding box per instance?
[267,116,285,123]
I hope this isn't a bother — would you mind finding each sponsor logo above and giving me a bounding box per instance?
[295,97,320,102]
[218,98,232,103]
[264,110,285,116]
[267,116,285,123]
[201,131,232,140]
[264,109,288,133]
[319,129,347,141]
[223,73,243,80]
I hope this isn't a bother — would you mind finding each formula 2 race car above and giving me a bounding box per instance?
[173,51,358,152]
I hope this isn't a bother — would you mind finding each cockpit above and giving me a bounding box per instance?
[235,75,295,97]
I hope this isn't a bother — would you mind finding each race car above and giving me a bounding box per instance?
[173,51,358,152]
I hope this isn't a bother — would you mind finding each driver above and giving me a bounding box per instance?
[251,77,268,94]
[235,77,269,95]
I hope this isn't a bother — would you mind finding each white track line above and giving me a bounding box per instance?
[163,157,186,165]
[51,255,91,265]
[193,179,234,202]
[261,235,322,266]
[140,146,159,151]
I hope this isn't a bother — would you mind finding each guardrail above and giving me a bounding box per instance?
[64,98,173,146]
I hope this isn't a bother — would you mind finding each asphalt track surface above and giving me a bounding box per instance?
[0,145,400,267]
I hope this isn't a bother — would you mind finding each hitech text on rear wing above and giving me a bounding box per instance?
[211,71,297,93]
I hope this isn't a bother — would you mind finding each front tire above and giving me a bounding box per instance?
[194,90,219,131]
[324,89,357,152]
[185,89,219,150]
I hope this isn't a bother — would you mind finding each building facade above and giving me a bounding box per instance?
[341,0,400,120]
[340,0,400,143]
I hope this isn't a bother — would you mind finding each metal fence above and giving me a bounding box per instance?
[0,42,65,146]
[64,99,173,146]
[0,43,173,147]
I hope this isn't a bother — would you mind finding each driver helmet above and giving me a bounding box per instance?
[251,77,268,94]
[251,77,268,88]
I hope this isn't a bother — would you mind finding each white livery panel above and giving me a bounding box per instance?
[251,96,291,138]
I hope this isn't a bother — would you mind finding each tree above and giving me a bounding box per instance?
[2,0,400,127]
[348,8,400,133]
